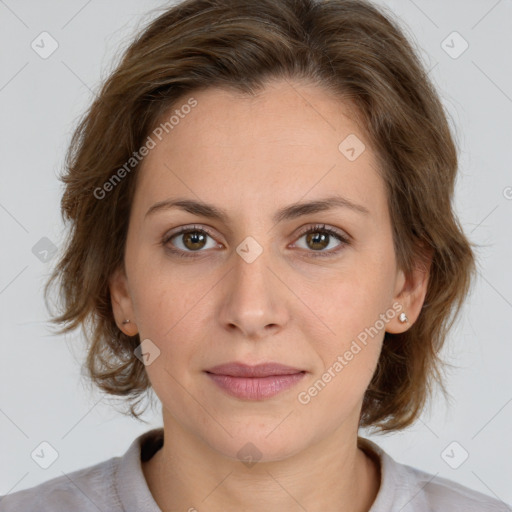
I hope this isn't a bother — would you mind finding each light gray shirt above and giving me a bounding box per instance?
[1,428,509,511]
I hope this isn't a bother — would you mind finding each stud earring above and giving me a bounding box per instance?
[398,312,408,324]
[122,319,130,325]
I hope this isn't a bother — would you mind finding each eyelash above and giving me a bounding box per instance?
[161,223,350,259]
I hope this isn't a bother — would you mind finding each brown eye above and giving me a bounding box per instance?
[164,226,219,255]
[294,224,350,257]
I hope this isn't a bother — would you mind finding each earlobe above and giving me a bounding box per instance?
[387,249,433,334]
[386,300,410,334]
[109,265,138,336]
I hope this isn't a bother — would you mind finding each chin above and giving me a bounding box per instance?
[200,423,311,464]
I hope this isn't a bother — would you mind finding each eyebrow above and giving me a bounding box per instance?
[144,195,370,223]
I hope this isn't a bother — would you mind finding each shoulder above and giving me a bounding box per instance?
[397,463,510,511]
[358,437,511,512]
[0,457,121,512]
[0,428,163,512]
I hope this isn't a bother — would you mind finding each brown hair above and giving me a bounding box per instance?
[45,0,477,431]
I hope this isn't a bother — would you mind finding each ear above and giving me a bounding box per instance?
[386,244,433,334]
[109,264,138,337]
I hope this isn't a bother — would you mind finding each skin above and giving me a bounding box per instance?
[109,78,431,512]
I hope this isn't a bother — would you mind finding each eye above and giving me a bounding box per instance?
[293,224,350,257]
[162,225,220,257]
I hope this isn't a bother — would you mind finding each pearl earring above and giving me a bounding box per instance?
[122,319,130,325]
[398,312,408,323]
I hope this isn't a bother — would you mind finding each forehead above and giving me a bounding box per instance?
[134,80,386,221]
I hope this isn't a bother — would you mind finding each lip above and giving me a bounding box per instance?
[205,362,306,400]
[206,362,304,377]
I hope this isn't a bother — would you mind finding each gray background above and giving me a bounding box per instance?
[1,0,511,505]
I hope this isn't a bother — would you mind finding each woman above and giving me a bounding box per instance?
[1,0,509,510]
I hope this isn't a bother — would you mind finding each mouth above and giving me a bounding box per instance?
[204,362,306,400]
[206,362,305,378]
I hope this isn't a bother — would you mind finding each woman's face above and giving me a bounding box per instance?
[110,79,426,461]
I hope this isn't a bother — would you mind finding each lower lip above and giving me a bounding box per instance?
[206,372,306,400]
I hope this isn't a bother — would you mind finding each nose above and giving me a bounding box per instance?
[218,246,290,340]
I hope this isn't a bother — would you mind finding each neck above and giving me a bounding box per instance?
[142,420,381,512]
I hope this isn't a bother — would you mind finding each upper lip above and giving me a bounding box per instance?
[205,362,305,378]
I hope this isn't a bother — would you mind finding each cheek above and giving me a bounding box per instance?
[127,245,204,333]
[134,284,206,356]
[310,260,393,340]
[128,263,215,379]
[297,276,388,414]
[304,255,395,386]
